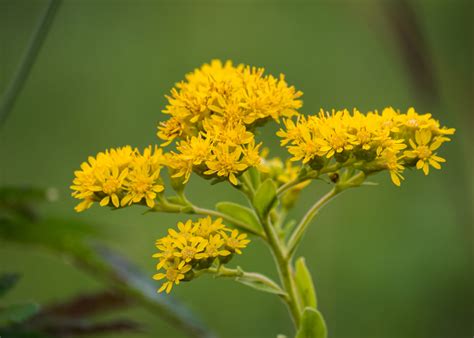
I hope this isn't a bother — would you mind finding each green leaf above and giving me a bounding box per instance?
[0,273,20,298]
[0,303,39,325]
[295,307,327,338]
[294,257,317,309]
[216,202,264,236]
[235,274,286,296]
[253,178,278,219]
[247,167,261,190]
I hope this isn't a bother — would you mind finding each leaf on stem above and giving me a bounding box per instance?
[253,179,278,219]
[295,307,327,338]
[247,167,261,191]
[216,202,264,236]
[294,257,317,309]
[233,270,286,296]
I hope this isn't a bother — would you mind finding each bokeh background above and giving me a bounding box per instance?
[1,0,472,337]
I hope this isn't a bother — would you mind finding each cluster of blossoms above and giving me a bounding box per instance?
[160,59,303,185]
[71,60,455,302]
[277,107,455,186]
[71,145,166,212]
[152,216,250,293]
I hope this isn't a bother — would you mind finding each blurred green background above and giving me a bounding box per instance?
[1,0,472,337]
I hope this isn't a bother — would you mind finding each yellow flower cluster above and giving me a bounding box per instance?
[152,216,250,293]
[277,107,455,186]
[159,60,303,185]
[71,145,166,212]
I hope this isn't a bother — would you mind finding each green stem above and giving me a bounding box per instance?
[276,159,358,197]
[287,170,366,258]
[0,0,62,127]
[194,266,285,295]
[286,187,340,258]
[260,216,301,327]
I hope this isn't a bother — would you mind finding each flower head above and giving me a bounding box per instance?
[71,146,166,211]
[158,60,302,187]
[278,107,454,186]
[152,216,250,293]
[404,129,447,175]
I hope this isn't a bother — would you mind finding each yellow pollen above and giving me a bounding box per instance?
[103,177,120,194]
[181,247,196,260]
[417,146,432,159]
[166,268,179,281]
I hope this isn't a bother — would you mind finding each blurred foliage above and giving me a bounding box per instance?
[0,0,472,337]
[0,186,214,338]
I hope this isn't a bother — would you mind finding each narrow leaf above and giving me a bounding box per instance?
[216,202,263,236]
[295,307,327,338]
[234,272,286,296]
[253,179,278,218]
[294,257,317,309]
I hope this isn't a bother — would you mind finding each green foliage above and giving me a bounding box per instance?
[294,257,317,309]
[0,186,215,338]
[234,271,286,296]
[295,307,327,338]
[215,201,264,236]
[253,178,278,219]
[246,167,261,191]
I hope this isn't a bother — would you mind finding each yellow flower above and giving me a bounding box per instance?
[158,59,302,145]
[204,144,248,185]
[204,234,231,258]
[121,166,164,208]
[405,129,446,175]
[380,150,405,186]
[223,229,250,254]
[168,220,198,240]
[152,216,250,293]
[173,236,208,262]
[153,259,192,294]
[96,167,129,208]
[71,145,165,211]
[193,216,225,238]
[153,237,176,269]
[277,107,454,186]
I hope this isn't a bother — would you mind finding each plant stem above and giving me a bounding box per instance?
[286,187,340,258]
[194,266,285,295]
[287,170,366,258]
[0,0,62,127]
[260,216,301,327]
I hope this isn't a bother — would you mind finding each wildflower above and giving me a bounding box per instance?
[223,229,250,254]
[380,150,405,187]
[277,107,454,186]
[204,144,248,185]
[168,220,198,240]
[158,60,302,144]
[193,216,225,238]
[153,259,192,294]
[152,216,250,293]
[71,146,165,211]
[204,234,231,258]
[405,129,446,175]
[173,237,208,262]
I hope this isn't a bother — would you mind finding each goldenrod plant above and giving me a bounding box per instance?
[71,60,455,337]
